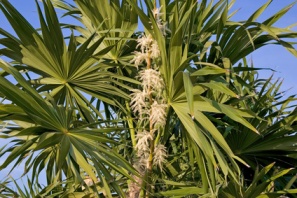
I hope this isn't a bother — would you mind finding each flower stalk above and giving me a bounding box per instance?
[128,4,168,196]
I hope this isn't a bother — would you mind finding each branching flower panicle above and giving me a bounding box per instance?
[138,68,164,95]
[130,51,148,69]
[153,144,167,170]
[129,6,168,195]
[150,40,160,58]
[135,130,153,157]
[130,89,147,115]
[150,101,167,127]
[130,34,160,68]
[136,34,154,53]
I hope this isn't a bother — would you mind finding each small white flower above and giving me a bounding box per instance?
[135,130,153,157]
[150,40,160,59]
[137,34,154,53]
[139,69,164,95]
[150,101,167,127]
[157,21,169,36]
[152,6,163,20]
[84,177,94,187]
[130,89,147,114]
[130,51,148,68]
[151,6,169,36]
[153,144,167,170]
[138,155,149,168]
[82,176,97,190]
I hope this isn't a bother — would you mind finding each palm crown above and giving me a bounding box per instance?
[0,0,297,197]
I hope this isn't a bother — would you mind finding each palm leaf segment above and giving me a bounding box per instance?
[0,0,137,123]
[0,59,136,196]
[225,63,297,170]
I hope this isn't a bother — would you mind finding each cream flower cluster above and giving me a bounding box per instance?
[152,6,169,35]
[130,31,167,170]
[131,34,160,69]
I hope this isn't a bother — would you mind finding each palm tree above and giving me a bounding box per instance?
[0,0,297,197]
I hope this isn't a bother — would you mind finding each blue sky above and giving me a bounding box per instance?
[0,0,297,187]
[230,1,297,98]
